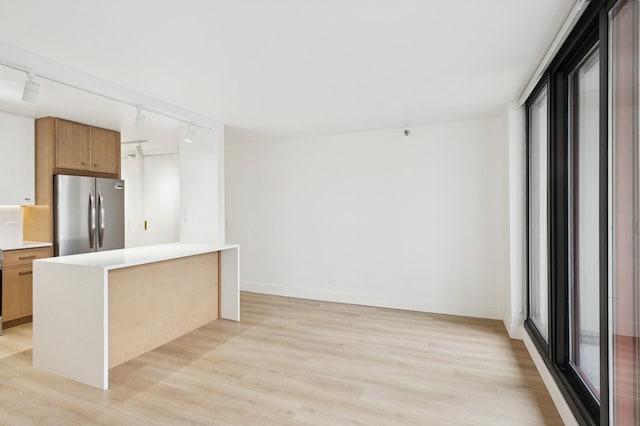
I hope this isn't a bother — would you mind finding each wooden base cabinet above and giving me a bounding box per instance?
[1,246,51,327]
[2,266,33,321]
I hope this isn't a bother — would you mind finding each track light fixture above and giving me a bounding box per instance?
[1,44,217,130]
[184,123,196,143]
[22,72,40,103]
[135,107,146,128]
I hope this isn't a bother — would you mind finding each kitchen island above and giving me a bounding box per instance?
[32,242,239,390]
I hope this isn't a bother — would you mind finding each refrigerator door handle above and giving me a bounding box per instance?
[89,192,95,248]
[98,191,105,248]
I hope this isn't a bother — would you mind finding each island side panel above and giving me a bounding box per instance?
[33,262,108,390]
[220,246,240,321]
[108,252,219,369]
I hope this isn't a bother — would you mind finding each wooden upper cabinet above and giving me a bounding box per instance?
[55,119,90,170]
[31,117,120,244]
[90,127,120,175]
[51,118,120,176]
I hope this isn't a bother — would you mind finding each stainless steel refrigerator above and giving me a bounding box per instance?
[54,175,125,256]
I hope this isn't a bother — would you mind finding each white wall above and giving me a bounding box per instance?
[121,151,180,247]
[121,122,225,248]
[179,125,224,244]
[121,153,143,247]
[226,117,510,319]
[0,206,23,245]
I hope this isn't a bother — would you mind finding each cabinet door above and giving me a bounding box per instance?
[0,112,34,205]
[90,127,120,175]
[2,265,33,321]
[55,120,90,170]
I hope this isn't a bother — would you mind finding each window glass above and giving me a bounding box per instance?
[568,45,601,397]
[529,86,549,340]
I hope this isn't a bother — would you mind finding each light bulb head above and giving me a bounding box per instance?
[22,74,40,103]
[135,107,146,128]
[184,124,195,143]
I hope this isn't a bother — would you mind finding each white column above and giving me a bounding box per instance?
[504,102,526,339]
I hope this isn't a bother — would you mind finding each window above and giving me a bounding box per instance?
[567,44,601,398]
[524,1,640,423]
[525,2,606,424]
[528,85,550,341]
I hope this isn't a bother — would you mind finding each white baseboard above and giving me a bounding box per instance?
[241,281,503,320]
[503,318,524,340]
[523,332,579,426]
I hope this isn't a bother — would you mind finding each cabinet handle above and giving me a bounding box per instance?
[19,270,33,276]
[19,255,37,260]
[81,162,86,166]
[93,163,99,167]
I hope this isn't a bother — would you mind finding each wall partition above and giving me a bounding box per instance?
[525,0,640,424]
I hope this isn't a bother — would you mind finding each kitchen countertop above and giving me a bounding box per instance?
[32,241,240,390]
[35,242,239,270]
[0,241,52,251]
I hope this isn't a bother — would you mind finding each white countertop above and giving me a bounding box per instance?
[35,242,238,270]
[0,241,52,251]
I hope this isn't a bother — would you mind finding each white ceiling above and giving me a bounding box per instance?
[0,0,575,143]
[0,65,185,154]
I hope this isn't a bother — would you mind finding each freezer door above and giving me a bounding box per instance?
[96,178,125,251]
[54,175,96,256]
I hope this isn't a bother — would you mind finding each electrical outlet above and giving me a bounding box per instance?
[328,278,337,286]
[6,221,18,228]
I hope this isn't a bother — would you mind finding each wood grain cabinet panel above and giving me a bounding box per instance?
[1,246,52,326]
[2,266,34,321]
[90,127,120,175]
[55,119,90,170]
[27,117,121,244]
[2,247,52,266]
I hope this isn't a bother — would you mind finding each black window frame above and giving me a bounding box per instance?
[525,75,552,357]
[524,1,613,425]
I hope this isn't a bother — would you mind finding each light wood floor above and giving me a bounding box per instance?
[0,292,562,425]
